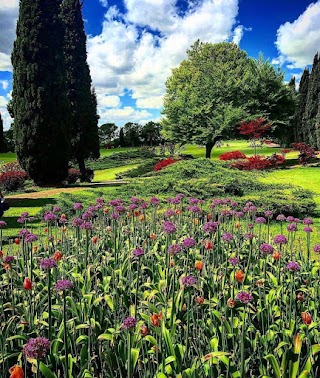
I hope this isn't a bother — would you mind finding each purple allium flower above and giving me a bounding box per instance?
[235,211,244,218]
[231,201,238,207]
[276,214,286,221]
[73,202,83,211]
[229,257,239,266]
[203,221,219,233]
[164,209,175,218]
[25,233,38,243]
[150,197,160,205]
[245,201,254,206]
[52,206,61,214]
[96,197,105,204]
[287,223,298,232]
[17,217,26,224]
[211,198,223,207]
[244,233,254,240]
[54,279,74,291]
[286,261,301,272]
[168,244,182,255]
[140,201,149,210]
[221,210,231,217]
[0,220,7,228]
[111,213,120,220]
[109,199,123,207]
[303,226,313,233]
[3,256,14,264]
[286,216,295,222]
[115,205,126,213]
[71,217,83,227]
[122,316,136,329]
[255,217,266,224]
[19,229,30,238]
[313,244,320,253]
[187,205,201,213]
[82,211,94,220]
[24,337,51,360]
[236,291,253,304]
[21,212,29,217]
[40,258,57,270]
[182,237,196,248]
[94,204,103,211]
[189,197,203,205]
[80,221,93,231]
[274,234,288,245]
[221,233,234,243]
[128,204,138,211]
[181,275,197,287]
[44,212,58,222]
[130,197,141,204]
[293,218,301,223]
[223,198,231,204]
[163,221,176,234]
[167,196,181,205]
[303,218,313,225]
[260,243,274,255]
[132,247,145,258]
[264,210,273,219]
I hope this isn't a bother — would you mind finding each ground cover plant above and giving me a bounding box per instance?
[1,194,320,378]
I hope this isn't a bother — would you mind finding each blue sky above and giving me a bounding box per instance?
[1,0,320,129]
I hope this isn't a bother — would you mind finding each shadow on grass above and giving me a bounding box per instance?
[6,197,56,208]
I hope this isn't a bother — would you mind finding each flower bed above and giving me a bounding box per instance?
[1,195,320,377]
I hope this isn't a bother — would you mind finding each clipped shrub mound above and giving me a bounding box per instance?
[0,171,28,191]
[219,150,247,160]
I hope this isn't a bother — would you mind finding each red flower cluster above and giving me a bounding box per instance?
[0,171,28,191]
[67,168,81,184]
[219,150,247,161]
[238,118,272,139]
[154,158,178,171]
[231,154,285,171]
[292,142,317,166]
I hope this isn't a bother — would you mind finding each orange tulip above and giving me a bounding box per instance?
[23,277,32,291]
[194,218,199,225]
[150,312,163,327]
[53,251,63,261]
[235,222,241,229]
[92,236,99,244]
[44,227,48,233]
[32,246,38,253]
[227,298,236,308]
[273,251,281,260]
[207,214,212,220]
[3,263,11,270]
[150,233,157,240]
[175,209,181,215]
[195,260,203,271]
[140,215,145,222]
[140,325,149,336]
[61,213,67,220]
[196,296,205,305]
[9,365,24,378]
[235,269,245,283]
[301,312,312,325]
[204,241,213,250]
[106,226,112,233]
[103,207,109,214]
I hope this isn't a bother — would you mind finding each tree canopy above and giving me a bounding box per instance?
[162,41,295,157]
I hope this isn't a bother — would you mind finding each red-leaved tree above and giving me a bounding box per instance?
[238,118,272,155]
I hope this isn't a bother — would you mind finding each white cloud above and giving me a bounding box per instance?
[0,52,12,72]
[274,1,320,68]
[0,94,13,130]
[0,0,18,72]
[136,96,163,109]
[232,25,243,45]
[99,106,152,124]
[98,94,121,108]
[99,0,108,7]
[1,80,9,90]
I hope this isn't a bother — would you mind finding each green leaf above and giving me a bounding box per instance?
[264,354,281,378]
[39,362,58,378]
[98,333,112,341]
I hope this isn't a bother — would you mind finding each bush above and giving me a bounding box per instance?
[154,158,178,171]
[219,150,247,160]
[67,168,81,184]
[292,142,318,165]
[116,159,160,178]
[231,155,286,170]
[0,171,28,191]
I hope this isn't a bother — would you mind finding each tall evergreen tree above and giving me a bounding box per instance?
[0,112,6,152]
[119,128,125,147]
[295,69,309,142]
[303,52,320,148]
[61,0,100,180]
[11,0,70,185]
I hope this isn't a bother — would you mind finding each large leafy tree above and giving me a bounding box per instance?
[162,41,295,157]
[141,121,162,146]
[11,0,71,184]
[61,0,100,180]
[99,123,118,145]
[123,122,142,147]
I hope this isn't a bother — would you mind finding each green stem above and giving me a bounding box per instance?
[63,292,69,377]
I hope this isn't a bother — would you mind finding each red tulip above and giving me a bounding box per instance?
[23,278,32,291]
[14,238,20,245]
[301,312,312,325]
[9,365,24,378]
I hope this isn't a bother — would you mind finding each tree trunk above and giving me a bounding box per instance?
[77,157,86,181]
[205,142,214,159]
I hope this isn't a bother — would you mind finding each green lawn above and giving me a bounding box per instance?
[93,164,138,182]
[0,152,17,165]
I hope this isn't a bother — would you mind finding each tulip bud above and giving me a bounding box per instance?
[23,277,32,291]
[301,311,312,325]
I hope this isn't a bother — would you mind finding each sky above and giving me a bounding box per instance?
[0,0,320,130]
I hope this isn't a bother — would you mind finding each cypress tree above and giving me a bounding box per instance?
[119,128,125,147]
[0,112,6,152]
[61,0,100,181]
[303,52,320,147]
[296,69,310,142]
[11,0,70,185]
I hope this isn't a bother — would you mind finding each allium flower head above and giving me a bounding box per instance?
[274,234,288,244]
[109,199,123,207]
[128,204,138,211]
[244,233,254,240]
[203,221,219,233]
[54,279,74,292]
[164,209,175,218]
[221,233,234,243]
[52,206,61,214]
[276,214,286,222]
[122,317,136,329]
[25,233,38,243]
[287,223,298,232]
[150,197,160,205]
[168,244,182,255]
[264,210,273,219]
[132,247,145,258]
[181,275,197,287]
[96,197,105,204]
[82,210,94,220]
[71,217,84,227]
[313,244,320,253]
[73,202,83,211]
[255,217,266,224]
[235,211,244,218]
[303,218,313,225]
[236,291,253,304]
[182,237,196,248]
[229,257,239,266]
[44,212,58,222]
[115,205,126,213]
[286,261,301,272]
[286,216,295,222]
[303,226,313,233]
[260,243,274,255]
[163,221,176,234]
[0,220,7,228]
[3,256,15,264]
[80,222,93,231]
[40,258,57,270]
[24,337,50,360]
[187,205,201,213]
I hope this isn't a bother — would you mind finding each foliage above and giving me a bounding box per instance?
[0,161,25,175]
[154,158,178,171]
[1,195,320,377]
[0,171,28,191]
[67,168,81,184]
[295,69,310,142]
[292,142,318,165]
[99,123,118,146]
[231,155,285,171]
[116,159,160,178]
[11,0,70,184]
[0,112,6,152]
[219,150,247,161]
[61,0,100,178]
[238,118,271,139]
